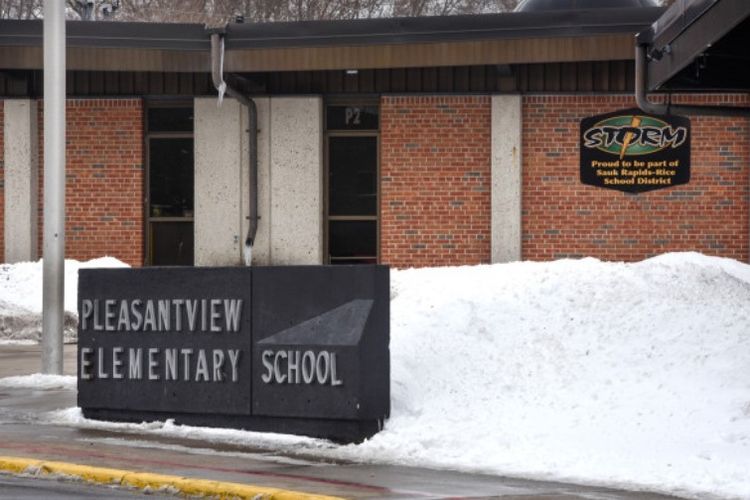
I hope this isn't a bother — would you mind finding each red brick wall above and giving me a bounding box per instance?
[5,93,747,268]
[37,99,144,266]
[380,96,491,268]
[523,94,749,261]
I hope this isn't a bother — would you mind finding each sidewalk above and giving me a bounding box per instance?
[0,344,341,498]
[0,344,688,500]
[0,343,77,378]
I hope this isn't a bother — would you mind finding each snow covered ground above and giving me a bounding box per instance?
[0,373,76,390]
[0,257,128,342]
[2,253,749,499]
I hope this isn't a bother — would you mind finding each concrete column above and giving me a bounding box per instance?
[194,96,322,266]
[491,95,523,263]
[269,97,323,265]
[3,100,39,263]
[193,97,243,266]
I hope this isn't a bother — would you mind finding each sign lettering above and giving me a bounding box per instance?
[80,298,243,333]
[345,107,361,125]
[326,105,378,130]
[260,349,344,386]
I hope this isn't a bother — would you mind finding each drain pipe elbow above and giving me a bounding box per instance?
[209,32,226,97]
[209,31,259,261]
[636,43,668,116]
[210,32,250,108]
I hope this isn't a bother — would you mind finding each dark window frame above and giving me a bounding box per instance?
[144,99,194,266]
[324,96,380,264]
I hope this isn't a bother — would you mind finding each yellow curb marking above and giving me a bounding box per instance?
[0,455,345,500]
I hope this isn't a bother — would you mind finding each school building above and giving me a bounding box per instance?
[1,0,748,268]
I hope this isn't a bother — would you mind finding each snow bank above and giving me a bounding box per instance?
[0,257,128,342]
[374,252,750,499]
[0,339,37,346]
[0,374,76,390]
[44,252,750,499]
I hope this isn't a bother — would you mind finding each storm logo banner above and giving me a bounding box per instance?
[580,108,691,194]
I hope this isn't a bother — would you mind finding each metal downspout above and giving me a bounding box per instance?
[210,32,259,264]
[635,43,750,117]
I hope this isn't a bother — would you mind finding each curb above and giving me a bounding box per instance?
[0,455,345,500]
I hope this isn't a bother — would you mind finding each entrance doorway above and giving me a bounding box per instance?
[145,103,194,265]
[325,100,379,264]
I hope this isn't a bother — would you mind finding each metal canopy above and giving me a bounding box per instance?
[638,0,750,91]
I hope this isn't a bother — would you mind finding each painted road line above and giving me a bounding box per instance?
[0,456,345,500]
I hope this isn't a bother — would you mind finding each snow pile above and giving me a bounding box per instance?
[39,253,750,498]
[372,253,750,498]
[0,374,76,390]
[0,257,128,342]
[50,408,320,449]
[0,339,36,346]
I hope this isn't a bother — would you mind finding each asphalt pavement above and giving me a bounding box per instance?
[0,475,176,499]
[0,344,688,499]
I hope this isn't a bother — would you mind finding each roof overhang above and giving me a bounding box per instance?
[0,8,662,73]
[637,0,750,91]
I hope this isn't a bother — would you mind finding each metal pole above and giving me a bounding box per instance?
[42,0,65,375]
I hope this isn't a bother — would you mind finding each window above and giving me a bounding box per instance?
[325,101,379,264]
[145,102,194,266]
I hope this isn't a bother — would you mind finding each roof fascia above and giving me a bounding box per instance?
[0,8,662,51]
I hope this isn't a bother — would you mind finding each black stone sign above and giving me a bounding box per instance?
[78,265,390,443]
[252,266,389,421]
[580,108,691,193]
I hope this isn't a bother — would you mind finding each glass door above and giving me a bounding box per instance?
[325,101,379,264]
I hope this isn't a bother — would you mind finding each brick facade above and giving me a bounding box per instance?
[523,94,749,262]
[380,96,491,268]
[33,99,144,266]
[3,93,748,268]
